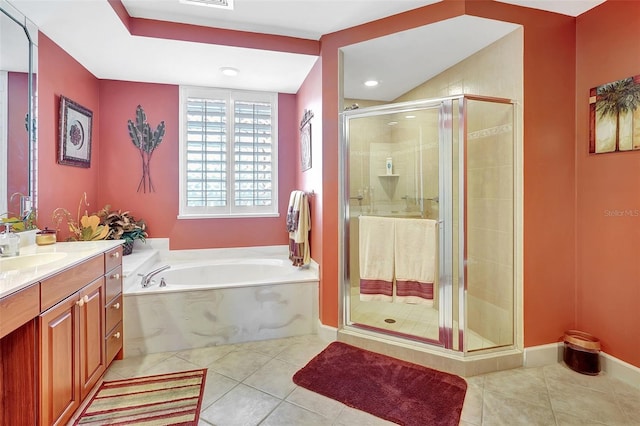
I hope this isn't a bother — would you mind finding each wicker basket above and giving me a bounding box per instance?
[563,330,601,375]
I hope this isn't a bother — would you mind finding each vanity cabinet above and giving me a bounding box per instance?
[37,246,123,426]
[39,277,105,425]
[0,242,123,426]
[104,246,124,364]
[39,256,106,426]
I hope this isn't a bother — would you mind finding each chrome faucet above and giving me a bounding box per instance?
[138,265,170,288]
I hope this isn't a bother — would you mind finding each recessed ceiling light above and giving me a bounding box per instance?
[405,115,416,119]
[388,121,398,126]
[364,80,379,87]
[220,67,239,77]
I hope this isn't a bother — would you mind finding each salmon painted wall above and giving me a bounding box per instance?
[317,0,578,340]
[295,58,324,316]
[37,33,102,239]
[98,79,298,249]
[7,72,29,211]
[576,0,640,366]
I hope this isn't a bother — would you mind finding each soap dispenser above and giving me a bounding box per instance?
[0,222,20,257]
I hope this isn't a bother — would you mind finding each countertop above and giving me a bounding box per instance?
[0,240,123,299]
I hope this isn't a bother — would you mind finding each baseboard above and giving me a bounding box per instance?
[601,351,640,390]
[316,320,337,343]
[523,342,563,368]
[524,343,640,390]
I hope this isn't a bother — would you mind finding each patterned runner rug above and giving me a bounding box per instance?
[293,342,467,426]
[74,369,207,425]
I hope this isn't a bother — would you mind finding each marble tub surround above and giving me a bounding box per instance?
[0,239,123,297]
[122,243,320,356]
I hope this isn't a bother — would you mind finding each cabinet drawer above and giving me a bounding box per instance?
[105,265,122,304]
[41,255,103,311]
[105,294,123,334]
[0,283,40,339]
[104,246,123,273]
[105,322,123,364]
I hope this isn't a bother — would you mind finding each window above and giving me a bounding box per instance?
[179,87,278,218]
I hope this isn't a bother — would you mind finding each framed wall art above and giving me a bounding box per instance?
[300,109,314,171]
[58,95,93,167]
[589,75,640,154]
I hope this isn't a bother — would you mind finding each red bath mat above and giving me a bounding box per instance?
[293,342,467,426]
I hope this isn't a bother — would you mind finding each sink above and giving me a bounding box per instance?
[0,252,68,271]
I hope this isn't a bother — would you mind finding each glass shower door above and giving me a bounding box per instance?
[344,102,445,345]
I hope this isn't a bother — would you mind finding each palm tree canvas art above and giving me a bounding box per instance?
[589,75,640,154]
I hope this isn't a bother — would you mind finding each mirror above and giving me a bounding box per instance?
[0,0,37,221]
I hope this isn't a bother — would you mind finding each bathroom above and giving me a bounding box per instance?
[2,0,639,388]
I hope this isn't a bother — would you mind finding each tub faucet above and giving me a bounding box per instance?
[138,265,170,288]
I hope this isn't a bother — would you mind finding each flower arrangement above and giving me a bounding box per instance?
[52,193,109,241]
[96,205,147,255]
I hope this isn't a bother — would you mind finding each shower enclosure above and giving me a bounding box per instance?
[341,95,516,354]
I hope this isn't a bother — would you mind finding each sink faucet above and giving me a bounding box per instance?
[138,265,170,288]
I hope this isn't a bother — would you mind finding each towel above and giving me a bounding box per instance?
[394,218,437,305]
[288,190,311,266]
[358,216,395,302]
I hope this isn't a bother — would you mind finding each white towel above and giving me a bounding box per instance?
[394,218,437,305]
[288,191,311,266]
[358,216,395,302]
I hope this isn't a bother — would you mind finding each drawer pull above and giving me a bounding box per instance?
[76,297,85,307]
[112,302,121,310]
[112,252,120,259]
[111,273,121,280]
[113,332,121,339]
[84,295,90,303]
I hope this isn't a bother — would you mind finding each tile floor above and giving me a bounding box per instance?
[98,334,640,426]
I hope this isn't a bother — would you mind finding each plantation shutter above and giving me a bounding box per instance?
[234,100,273,207]
[180,87,278,218]
[185,96,227,207]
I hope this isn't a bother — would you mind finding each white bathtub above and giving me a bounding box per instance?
[122,245,319,356]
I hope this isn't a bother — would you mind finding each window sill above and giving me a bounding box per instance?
[177,213,280,220]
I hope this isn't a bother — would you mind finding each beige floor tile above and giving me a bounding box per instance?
[101,334,640,426]
[460,382,484,425]
[285,386,346,421]
[483,367,551,408]
[107,351,176,378]
[199,383,280,426]
[274,340,329,368]
[175,344,237,366]
[243,358,298,398]
[260,401,334,426]
[546,377,629,424]
[206,349,271,381]
[200,370,239,410]
[235,337,290,357]
[142,355,201,376]
[554,411,609,426]
[334,405,397,425]
[482,389,556,426]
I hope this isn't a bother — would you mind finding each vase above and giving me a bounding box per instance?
[122,240,134,256]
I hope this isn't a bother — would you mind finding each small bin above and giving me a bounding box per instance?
[563,330,601,375]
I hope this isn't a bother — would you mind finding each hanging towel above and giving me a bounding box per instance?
[394,218,437,305]
[288,190,311,266]
[358,216,395,302]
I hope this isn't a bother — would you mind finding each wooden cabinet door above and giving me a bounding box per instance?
[79,277,105,400]
[39,295,80,426]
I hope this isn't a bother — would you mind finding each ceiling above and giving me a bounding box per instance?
[6,0,605,99]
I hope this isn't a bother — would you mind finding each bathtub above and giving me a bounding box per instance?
[122,245,319,356]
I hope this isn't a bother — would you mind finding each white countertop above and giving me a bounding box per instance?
[0,240,123,299]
